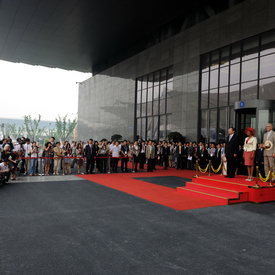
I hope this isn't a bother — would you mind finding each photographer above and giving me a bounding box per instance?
[29,141,39,176]
[0,159,11,185]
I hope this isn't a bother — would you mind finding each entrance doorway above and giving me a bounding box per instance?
[235,108,256,144]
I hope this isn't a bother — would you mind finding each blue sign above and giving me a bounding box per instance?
[240,101,245,108]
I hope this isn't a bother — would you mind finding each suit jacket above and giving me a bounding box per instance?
[85,144,96,159]
[187,146,194,156]
[146,145,155,159]
[255,148,264,163]
[263,131,275,157]
[215,148,221,161]
[225,134,239,157]
[176,146,184,158]
[162,146,170,157]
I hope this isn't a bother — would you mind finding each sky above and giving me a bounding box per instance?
[0,60,91,121]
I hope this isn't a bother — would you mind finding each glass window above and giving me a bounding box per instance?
[167,81,173,92]
[218,108,227,143]
[229,84,240,105]
[257,110,270,142]
[142,90,147,103]
[136,118,141,137]
[231,42,241,64]
[154,71,160,85]
[201,90,208,109]
[141,118,146,140]
[210,69,219,89]
[210,50,219,70]
[167,115,172,137]
[241,81,257,100]
[241,58,258,82]
[160,84,167,99]
[229,107,235,127]
[201,53,210,73]
[167,91,172,114]
[259,77,275,99]
[142,75,147,90]
[153,116,159,140]
[147,87,153,102]
[160,68,167,85]
[201,110,208,141]
[261,31,275,56]
[147,101,152,116]
[201,72,209,90]
[153,85,160,100]
[141,102,146,117]
[209,109,217,142]
[219,86,228,107]
[147,117,152,139]
[136,104,141,117]
[148,73,154,88]
[160,99,166,114]
[153,100,159,115]
[260,53,275,78]
[230,63,240,84]
[220,46,230,67]
[137,78,142,91]
[209,89,218,108]
[220,66,229,87]
[159,115,166,140]
[242,37,259,61]
[137,90,141,104]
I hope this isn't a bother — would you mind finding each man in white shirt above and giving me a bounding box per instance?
[23,138,32,175]
[0,159,10,185]
[111,141,121,172]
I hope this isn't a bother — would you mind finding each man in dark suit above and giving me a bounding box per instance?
[176,142,184,170]
[120,140,129,172]
[85,139,96,174]
[146,140,155,172]
[225,127,239,178]
[214,143,221,169]
[255,143,265,178]
[162,141,170,170]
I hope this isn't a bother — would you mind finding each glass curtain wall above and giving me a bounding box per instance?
[136,66,173,141]
[200,29,275,143]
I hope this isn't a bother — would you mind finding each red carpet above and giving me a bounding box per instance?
[76,168,225,211]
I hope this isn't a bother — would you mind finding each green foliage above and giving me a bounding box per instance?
[54,114,77,141]
[111,134,122,141]
[24,115,46,141]
[167,131,184,143]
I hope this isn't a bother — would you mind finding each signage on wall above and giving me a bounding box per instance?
[240,101,245,108]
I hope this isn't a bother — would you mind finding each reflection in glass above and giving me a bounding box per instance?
[231,42,241,64]
[148,73,154,88]
[153,100,159,115]
[167,93,172,114]
[147,101,152,116]
[219,86,228,107]
[258,110,270,142]
[142,75,147,90]
[230,63,240,84]
[141,118,146,140]
[260,53,275,78]
[229,85,240,105]
[136,104,141,117]
[153,116,159,140]
[219,66,229,87]
[142,90,146,103]
[241,59,258,82]
[220,46,230,67]
[229,107,234,127]
[210,69,219,89]
[160,99,166,114]
[136,118,141,137]
[259,77,275,99]
[242,37,259,61]
[160,68,167,85]
[209,109,217,142]
[241,81,257,100]
[153,85,159,100]
[167,115,172,136]
[218,108,227,143]
[160,84,167,99]
[201,72,209,90]
[147,87,153,102]
[137,90,141,104]
[201,90,208,109]
[261,31,275,56]
[137,78,142,90]
[159,115,165,140]
[209,89,218,108]
[211,50,219,70]
[167,81,173,92]
[141,102,146,117]
[147,117,152,139]
[201,110,208,140]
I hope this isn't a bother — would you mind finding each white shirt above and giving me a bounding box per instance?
[23,143,32,157]
[111,145,121,157]
[0,162,9,171]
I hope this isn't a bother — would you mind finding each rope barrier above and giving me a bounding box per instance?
[198,164,209,173]
[211,163,222,173]
[259,171,270,182]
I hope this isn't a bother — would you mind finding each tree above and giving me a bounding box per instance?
[24,115,46,140]
[6,124,25,140]
[54,115,77,141]
[111,134,122,141]
[167,131,184,143]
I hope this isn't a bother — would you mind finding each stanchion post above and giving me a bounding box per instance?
[108,156,111,174]
[193,160,199,178]
[269,165,273,186]
[208,159,211,176]
[253,166,261,189]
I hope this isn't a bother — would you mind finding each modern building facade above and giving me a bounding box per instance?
[78,0,275,143]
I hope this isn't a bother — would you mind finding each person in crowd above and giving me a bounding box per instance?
[0,159,11,185]
[187,142,193,169]
[176,141,184,170]
[99,139,108,173]
[255,143,265,178]
[29,141,39,176]
[139,141,146,170]
[121,140,129,172]
[209,143,216,166]
[94,141,100,173]
[63,143,72,175]
[243,127,257,181]
[146,140,155,172]
[153,141,158,170]
[214,143,221,169]
[169,142,176,168]
[76,142,84,174]
[43,142,53,176]
[131,141,140,172]
[110,141,121,173]
[221,143,227,175]
[53,142,63,175]
[198,144,208,168]
[85,139,96,174]
[236,144,244,175]
[71,141,77,169]
[23,138,32,175]
[263,123,275,182]
[162,141,170,170]
[225,127,239,178]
